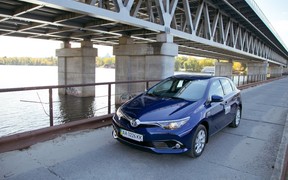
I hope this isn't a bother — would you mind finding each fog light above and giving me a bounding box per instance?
[175,143,181,149]
[152,142,168,148]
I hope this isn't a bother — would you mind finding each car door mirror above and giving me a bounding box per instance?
[205,95,224,106]
[211,95,224,103]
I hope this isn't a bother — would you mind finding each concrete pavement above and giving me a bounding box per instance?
[1,77,288,180]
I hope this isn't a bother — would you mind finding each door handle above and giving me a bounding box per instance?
[220,101,227,106]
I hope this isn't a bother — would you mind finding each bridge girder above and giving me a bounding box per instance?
[0,0,287,66]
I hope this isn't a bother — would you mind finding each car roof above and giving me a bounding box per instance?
[170,75,232,82]
[171,74,215,80]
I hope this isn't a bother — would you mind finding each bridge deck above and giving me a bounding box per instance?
[1,78,288,180]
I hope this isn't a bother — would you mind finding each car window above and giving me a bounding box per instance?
[147,78,185,97]
[228,79,236,91]
[209,80,224,97]
[176,80,208,101]
[152,79,173,93]
[220,79,233,95]
[147,78,208,101]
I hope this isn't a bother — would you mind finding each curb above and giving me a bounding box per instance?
[271,112,288,180]
[0,114,113,153]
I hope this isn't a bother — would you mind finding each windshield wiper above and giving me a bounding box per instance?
[169,96,185,100]
[146,92,158,97]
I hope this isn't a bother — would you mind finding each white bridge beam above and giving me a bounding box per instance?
[18,0,288,66]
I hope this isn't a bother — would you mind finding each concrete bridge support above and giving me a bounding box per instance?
[270,66,283,78]
[214,60,233,78]
[56,40,98,97]
[246,62,269,82]
[283,67,288,74]
[113,34,178,104]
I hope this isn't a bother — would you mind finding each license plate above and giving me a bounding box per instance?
[120,129,143,142]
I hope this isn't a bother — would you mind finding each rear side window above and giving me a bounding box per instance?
[209,80,224,97]
[228,79,236,91]
[220,79,233,95]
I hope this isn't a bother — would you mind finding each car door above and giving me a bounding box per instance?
[206,79,226,135]
[219,78,236,126]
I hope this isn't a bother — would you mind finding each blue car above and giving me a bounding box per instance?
[112,75,242,158]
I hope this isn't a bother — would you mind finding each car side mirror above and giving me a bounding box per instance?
[211,95,224,102]
[205,95,223,106]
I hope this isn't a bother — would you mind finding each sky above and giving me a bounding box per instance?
[0,0,287,58]
[253,0,288,48]
[0,36,113,57]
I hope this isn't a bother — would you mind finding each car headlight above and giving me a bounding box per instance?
[116,108,124,119]
[116,108,135,121]
[158,117,190,130]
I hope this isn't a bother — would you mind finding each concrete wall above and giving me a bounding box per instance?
[270,66,283,78]
[247,62,268,81]
[214,61,233,78]
[56,41,98,97]
[113,35,178,104]
[283,67,288,74]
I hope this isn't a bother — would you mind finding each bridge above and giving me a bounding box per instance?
[1,1,288,178]
[1,0,288,98]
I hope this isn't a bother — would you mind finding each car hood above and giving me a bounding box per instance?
[121,94,198,121]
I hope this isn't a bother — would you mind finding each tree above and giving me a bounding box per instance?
[232,62,246,74]
[174,57,181,71]
[96,57,115,67]
[103,57,115,65]
[96,57,104,67]
[198,59,214,68]
[0,57,57,66]
[174,56,217,72]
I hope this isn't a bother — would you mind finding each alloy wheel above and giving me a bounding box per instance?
[195,129,206,154]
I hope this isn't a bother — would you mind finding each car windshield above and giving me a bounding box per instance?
[147,77,208,101]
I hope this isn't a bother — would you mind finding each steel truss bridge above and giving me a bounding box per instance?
[0,0,287,66]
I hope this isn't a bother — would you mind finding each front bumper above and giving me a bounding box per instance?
[112,116,193,154]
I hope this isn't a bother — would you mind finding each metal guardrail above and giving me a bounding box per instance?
[0,79,160,128]
[0,74,274,132]
[232,74,267,87]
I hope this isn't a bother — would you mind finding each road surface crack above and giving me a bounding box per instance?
[26,151,65,180]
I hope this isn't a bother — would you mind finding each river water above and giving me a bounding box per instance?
[0,65,115,137]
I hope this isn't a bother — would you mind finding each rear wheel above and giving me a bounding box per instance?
[187,124,207,158]
[229,106,241,128]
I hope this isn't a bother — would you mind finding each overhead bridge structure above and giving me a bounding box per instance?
[1,0,288,98]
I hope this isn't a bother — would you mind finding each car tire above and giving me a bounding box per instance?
[229,106,241,128]
[187,124,207,158]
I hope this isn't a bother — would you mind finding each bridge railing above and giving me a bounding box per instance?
[0,74,274,137]
[232,74,267,87]
[0,79,159,124]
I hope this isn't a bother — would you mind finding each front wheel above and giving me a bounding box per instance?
[229,106,241,128]
[187,124,207,158]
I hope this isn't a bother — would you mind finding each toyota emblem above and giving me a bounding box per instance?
[130,119,140,127]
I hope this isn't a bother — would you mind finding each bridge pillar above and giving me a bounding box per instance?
[113,34,178,104]
[269,65,283,78]
[247,62,268,82]
[214,60,233,78]
[283,67,288,75]
[56,40,98,97]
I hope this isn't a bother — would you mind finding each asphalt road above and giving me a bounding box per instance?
[1,77,288,180]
